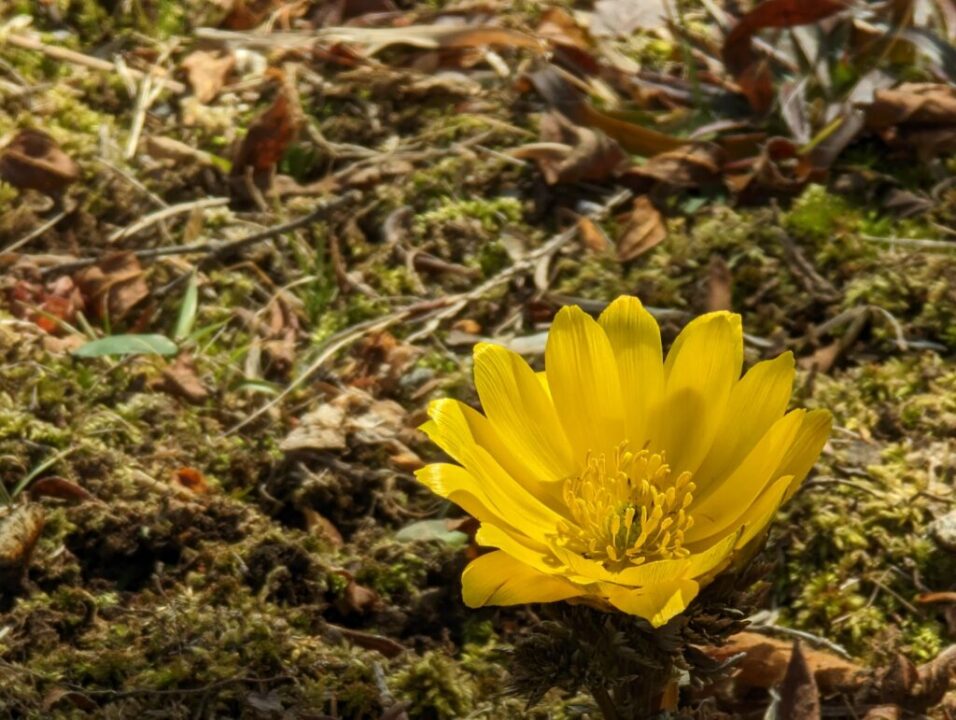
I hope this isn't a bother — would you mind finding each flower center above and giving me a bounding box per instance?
[554,445,695,568]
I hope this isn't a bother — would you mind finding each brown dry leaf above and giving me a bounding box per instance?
[578,216,612,253]
[537,7,592,50]
[723,0,849,112]
[171,467,209,495]
[704,631,864,694]
[28,477,94,504]
[332,625,405,658]
[901,645,956,711]
[231,85,302,193]
[389,450,424,472]
[590,0,669,37]
[619,143,724,192]
[333,570,380,615]
[281,403,348,451]
[75,251,150,322]
[41,687,98,713]
[160,353,209,404]
[778,641,822,720]
[706,255,733,311]
[451,319,481,334]
[0,129,80,195]
[303,508,344,548]
[616,195,667,262]
[261,296,301,375]
[527,66,687,157]
[512,111,627,184]
[863,84,956,160]
[181,50,236,104]
[724,137,819,201]
[7,277,83,334]
[0,504,45,576]
[221,0,281,29]
[864,83,956,128]
[281,387,412,454]
[342,330,419,394]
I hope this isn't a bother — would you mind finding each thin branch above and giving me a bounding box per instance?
[4,33,186,93]
[42,191,360,276]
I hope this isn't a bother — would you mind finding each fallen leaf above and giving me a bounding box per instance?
[723,0,849,112]
[706,255,733,311]
[864,83,956,129]
[590,0,669,37]
[181,49,236,104]
[75,251,150,322]
[6,277,83,334]
[703,631,864,694]
[0,504,45,578]
[41,687,98,713]
[578,216,612,253]
[303,508,344,548]
[159,353,209,404]
[512,111,626,185]
[527,66,687,156]
[333,570,380,615]
[863,84,956,160]
[281,403,348,451]
[537,7,592,50]
[231,85,302,194]
[28,477,94,503]
[171,467,209,495]
[0,129,80,195]
[778,641,822,720]
[221,0,281,29]
[261,296,301,375]
[330,624,405,658]
[724,137,819,201]
[619,143,724,192]
[616,195,667,261]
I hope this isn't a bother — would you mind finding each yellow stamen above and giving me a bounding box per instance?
[554,445,695,568]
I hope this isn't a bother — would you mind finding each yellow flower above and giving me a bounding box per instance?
[416,296,831,627]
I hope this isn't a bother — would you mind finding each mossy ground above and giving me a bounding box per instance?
[1,1,955,717]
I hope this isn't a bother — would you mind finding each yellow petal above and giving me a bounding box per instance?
[695,352,794,492]
[654,312,743,475]
[600,579,699,627]
[734,474,794,550]
[779,409,832,501]
[462,551,585,607]
[473,343,576,483]
[686,410,806,544]
[598,296,664,450]
[416,463,525,537]
[475,522,563,577]
[421,399,567,540]
[545,305,625,461]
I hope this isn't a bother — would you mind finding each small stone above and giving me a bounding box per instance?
[930,510,956,553]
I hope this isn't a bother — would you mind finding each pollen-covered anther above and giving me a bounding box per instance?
[556,445,696,567]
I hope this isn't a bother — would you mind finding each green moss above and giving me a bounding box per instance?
[391,651,475,720]
[785,184,855,241]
